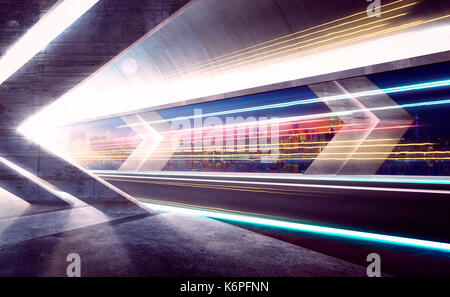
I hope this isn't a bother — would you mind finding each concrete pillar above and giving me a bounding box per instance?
[0,162,65,204]
[0,0,191,204]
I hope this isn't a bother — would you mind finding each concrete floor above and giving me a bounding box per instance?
[0,191,368,277]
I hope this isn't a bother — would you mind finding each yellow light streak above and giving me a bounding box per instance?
[172,0,413,75]
[177,15,449,78]
[103,177,329,196]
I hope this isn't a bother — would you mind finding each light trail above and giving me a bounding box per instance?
[139,200,450,252]
[170,14,407,77]
[67,137,405,149]
[0,0,99,85]
[158,122,347,144]
[133,124,415,150]
[67,141,437,153]
[98,151,450,157]
[189,15,448,79]
[22,16,450,129]
[226,15,449,79]
[175,0,406,71]
[118,78,450,129]
[174,0,407,70]
[139,197,293,219]
[75,156,450,162]
[67,145,450,159]
[99,174,450,195]
[170,125,412,144]
[94,170,450,185]
[226,98,450,129]
[169,17,424,79]
[104,177,328,197]
[59,136,401,151]
[171,1,416,76]
[159,118,344,135]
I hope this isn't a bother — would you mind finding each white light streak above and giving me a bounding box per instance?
[0,0,99,85]
[141,201,450,252]
[99,174,450,195]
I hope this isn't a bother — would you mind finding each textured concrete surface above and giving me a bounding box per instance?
[0,205,128,247]
[0,187,67,219]
[0,0,191,204]
[0,196,367,277]
[0,162,66,204]
[0,211,367,277]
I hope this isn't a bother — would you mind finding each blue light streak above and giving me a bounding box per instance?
[118,79,450,128]
[141,200,450,252]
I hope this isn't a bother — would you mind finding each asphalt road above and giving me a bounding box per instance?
[94,171,450,276]
[97,172,450,243]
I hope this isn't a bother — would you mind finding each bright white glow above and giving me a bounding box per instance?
[17,117,62,157]
[19,24,450,134]
[141,201,450,252]
[0,0,99,85]
[121,58,139,75]
[19,95,450,152]
[99,174,450,195]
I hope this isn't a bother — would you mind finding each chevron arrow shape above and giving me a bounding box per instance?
[119,111,179,172]
[337,76,414,175]
[305,80,380,175]
[305,77,413,175]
